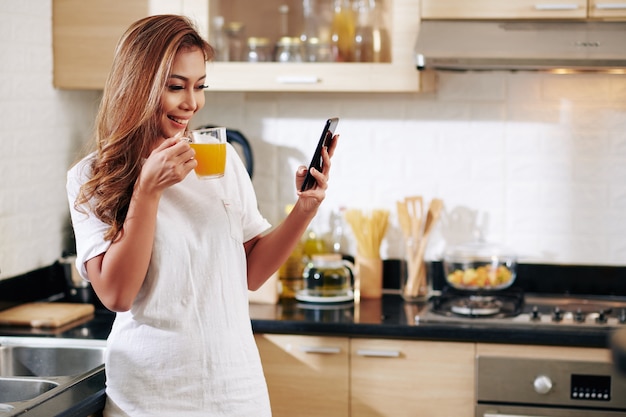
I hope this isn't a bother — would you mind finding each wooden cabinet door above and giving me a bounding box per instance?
[255,334,350,417]
[421,0,587,19]
[350,339,475,417]
[589,0,626,18]
[53,0,207,89]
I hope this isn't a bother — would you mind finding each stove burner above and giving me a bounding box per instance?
[450,296,503,316]
[431,286,524,319]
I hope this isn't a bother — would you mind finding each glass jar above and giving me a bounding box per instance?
[246,37,272,62]
[224,21,246,62]
[275,36,304,62]
[330,0,356,62]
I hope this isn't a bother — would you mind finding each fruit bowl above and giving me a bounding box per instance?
[443,241,517,291]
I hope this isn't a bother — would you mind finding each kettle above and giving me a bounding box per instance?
[197,125,254,178]
[302,254,355,298]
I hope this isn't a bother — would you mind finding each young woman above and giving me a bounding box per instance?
[67,15,337,417]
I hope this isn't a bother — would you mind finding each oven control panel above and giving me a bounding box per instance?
[571,374,611,401]
[477,357,626,409]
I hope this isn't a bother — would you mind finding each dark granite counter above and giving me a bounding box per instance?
[0,295,615,349]
[2,261,626,416]
[249,294,615,348]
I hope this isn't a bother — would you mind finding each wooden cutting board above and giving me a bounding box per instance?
[0,302,95,328]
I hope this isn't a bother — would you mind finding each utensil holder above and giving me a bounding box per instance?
[356,256,383,299]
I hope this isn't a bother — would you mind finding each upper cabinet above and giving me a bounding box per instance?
[52,0,208,90]
[421,0,626,19]
[53,0,435,92]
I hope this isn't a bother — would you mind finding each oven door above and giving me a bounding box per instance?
[477,404,626,417]
[476,356,626,417]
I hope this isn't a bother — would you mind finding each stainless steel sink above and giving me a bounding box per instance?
[0,377,59,403]
[0,345,105,377]
[0,337,106,416]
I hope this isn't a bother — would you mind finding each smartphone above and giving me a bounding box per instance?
[300,117,339,192]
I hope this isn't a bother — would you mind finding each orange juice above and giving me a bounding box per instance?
[190,143,226,178]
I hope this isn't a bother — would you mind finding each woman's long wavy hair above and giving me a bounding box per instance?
[75,15,214,242]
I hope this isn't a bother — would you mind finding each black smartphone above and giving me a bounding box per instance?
[300,117,339,192]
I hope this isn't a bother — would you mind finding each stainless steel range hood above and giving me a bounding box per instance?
[415,20,626,72]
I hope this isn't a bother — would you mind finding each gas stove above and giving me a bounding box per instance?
[415,287,626,328]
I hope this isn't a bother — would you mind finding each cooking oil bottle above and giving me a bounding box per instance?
[278,205,306,299]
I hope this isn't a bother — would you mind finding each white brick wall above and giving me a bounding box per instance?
[0,0,99,279]
[1,1,625,280]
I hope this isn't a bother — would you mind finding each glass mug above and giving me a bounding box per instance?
[302,254,354,297]
[186,127,227,179]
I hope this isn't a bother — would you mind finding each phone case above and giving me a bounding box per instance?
[300,117,339,192]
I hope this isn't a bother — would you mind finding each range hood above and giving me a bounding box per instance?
[415,20,626,72]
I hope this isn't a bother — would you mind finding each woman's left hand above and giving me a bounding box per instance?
[296,134,339,211]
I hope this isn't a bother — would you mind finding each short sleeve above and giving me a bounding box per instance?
[66,154,112,281]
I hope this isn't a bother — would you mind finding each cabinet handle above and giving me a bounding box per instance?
[534,3,580,10]
[276,75,320,84]
[595,2,626,9]
[355,349,401,358]
[483,413,542,417]
[299,346,341,354]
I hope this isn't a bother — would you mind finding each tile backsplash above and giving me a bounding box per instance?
[0,0,625,280]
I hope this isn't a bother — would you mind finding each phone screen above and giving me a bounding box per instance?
[300,117,339,192]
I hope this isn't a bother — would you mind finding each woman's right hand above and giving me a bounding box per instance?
[138,135,197,194]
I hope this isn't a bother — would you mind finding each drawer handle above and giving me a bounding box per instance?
[534,3,580,10]
[276,75,321,84]
[595,2,626,8]
[355,349,401,358]
[299,346,341,354]
[483,413,552,417]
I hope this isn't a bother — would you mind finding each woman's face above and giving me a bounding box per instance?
[159,46,207,139]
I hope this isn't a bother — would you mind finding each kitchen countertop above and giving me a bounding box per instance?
[2,260,625,348]
[249,294,616,348]
[1,294,614,348]
[2,261,626,416]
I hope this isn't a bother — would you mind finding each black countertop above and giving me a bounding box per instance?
[249,294,616,348]
[2,261,626,416]
[0,294,616,348]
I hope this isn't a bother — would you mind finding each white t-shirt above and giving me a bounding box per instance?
[67,144,272,417]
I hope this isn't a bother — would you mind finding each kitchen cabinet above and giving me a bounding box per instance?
[255,334,350,417]
[53,0,434,92]
[52,0,209,90]
[351,339,475,417]
[421,0,626,20]
[255,334,475,417]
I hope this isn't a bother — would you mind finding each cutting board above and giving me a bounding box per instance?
[0,302,95,328]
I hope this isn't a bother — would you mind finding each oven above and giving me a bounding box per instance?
[413,286,626,416]
[476,356,626,416]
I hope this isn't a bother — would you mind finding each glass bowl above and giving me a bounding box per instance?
[443,241,517,291]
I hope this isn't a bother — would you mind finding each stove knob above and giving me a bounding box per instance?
[531,306,541,321]
[596,309,611,324]
[533,375,553,394]
[574,309,586,323]
[552,307,563,322]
